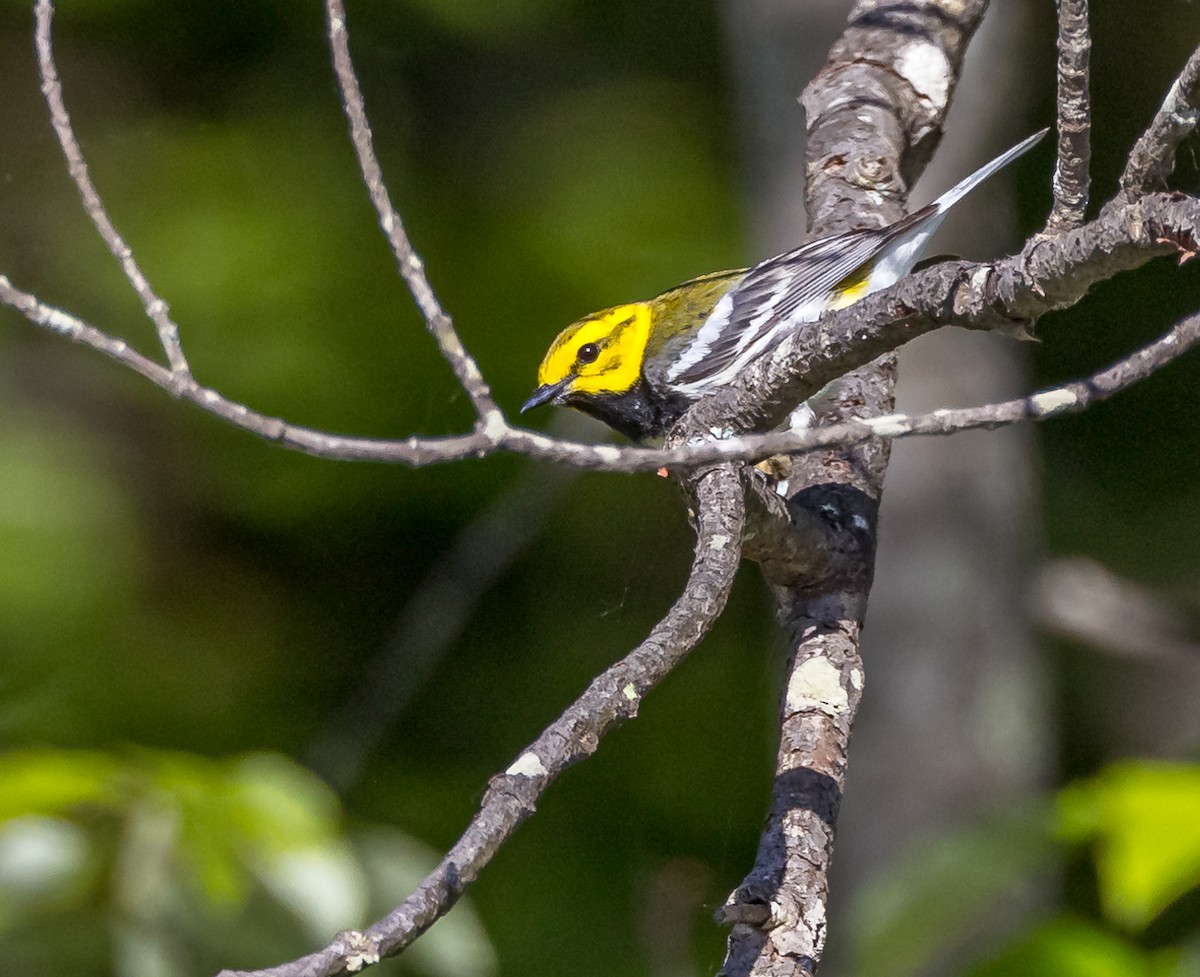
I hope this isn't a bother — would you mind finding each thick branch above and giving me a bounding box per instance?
[720,2,991,975]
[217,464,746,977]
[685,190,1189,441]
[1045,0,1091,233]
[718,608,866,977]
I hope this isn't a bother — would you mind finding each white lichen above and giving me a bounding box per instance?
[895,40,952,106]
[785,658,850,717]
[863,413,910,437]
[505,751,547,778]
[1030,389,1079,415]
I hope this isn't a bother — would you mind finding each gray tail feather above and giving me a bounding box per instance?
[930,128,1049,215]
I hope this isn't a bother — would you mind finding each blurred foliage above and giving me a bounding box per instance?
[849,762,1200,977]
[0,0,1197,976]
[1059,763,1200,931]
[0,748,495,976]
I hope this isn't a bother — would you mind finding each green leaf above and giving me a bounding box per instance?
[1057,762,1200,929]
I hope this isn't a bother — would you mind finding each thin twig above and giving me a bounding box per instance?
[323,0,500,427]
[217,463,746,977]
[0,274,492,466]
[1121,40,1200,194]
[33,0,191,377]
[1045,0,1092,233]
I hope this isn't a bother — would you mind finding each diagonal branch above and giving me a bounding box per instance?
[682,190,1192,444]
[1045,0,1092,233]
[1121,39,1200,195]
[5,186,1199,475]
[216,463,746,977]
[33,0,191,377]
[324,0,501,427]
[5,186,1199,476]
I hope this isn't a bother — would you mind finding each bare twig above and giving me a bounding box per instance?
[1121,40,1200,195]
[323,0,500,427]
[217,463,746,977]
[1045,0,1092,233]
[33,0,191,376]
[0,271,494,465]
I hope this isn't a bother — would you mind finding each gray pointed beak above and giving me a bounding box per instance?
[521,378,571,413]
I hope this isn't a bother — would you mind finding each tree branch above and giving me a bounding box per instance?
[8,3,1200,977]
[717,609,866,977]
[1121,39,1200,195]
[324,0,501,427]
[33,0,191,376]
[4,185,1198,475]
[719,2,992,974]
[216,463,746,977]
[4,185,1197,476]
[1045,0,1092,233]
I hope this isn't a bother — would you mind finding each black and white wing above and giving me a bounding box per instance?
[666,128,1047,393]
[666,211,929,391]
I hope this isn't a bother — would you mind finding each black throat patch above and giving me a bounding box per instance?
[567,380,690,443]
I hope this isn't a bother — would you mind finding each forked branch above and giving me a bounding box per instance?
[3,7,1200,976]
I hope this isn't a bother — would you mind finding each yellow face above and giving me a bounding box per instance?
[534,303,653,400]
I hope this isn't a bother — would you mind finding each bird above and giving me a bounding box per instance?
[522,129,1047,442]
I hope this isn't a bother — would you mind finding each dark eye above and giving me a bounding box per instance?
[576,343,600,364]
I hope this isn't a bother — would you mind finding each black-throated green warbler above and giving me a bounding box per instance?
[522,129,1046,442]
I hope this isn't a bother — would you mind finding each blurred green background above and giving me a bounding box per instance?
[0,1,1198,976]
